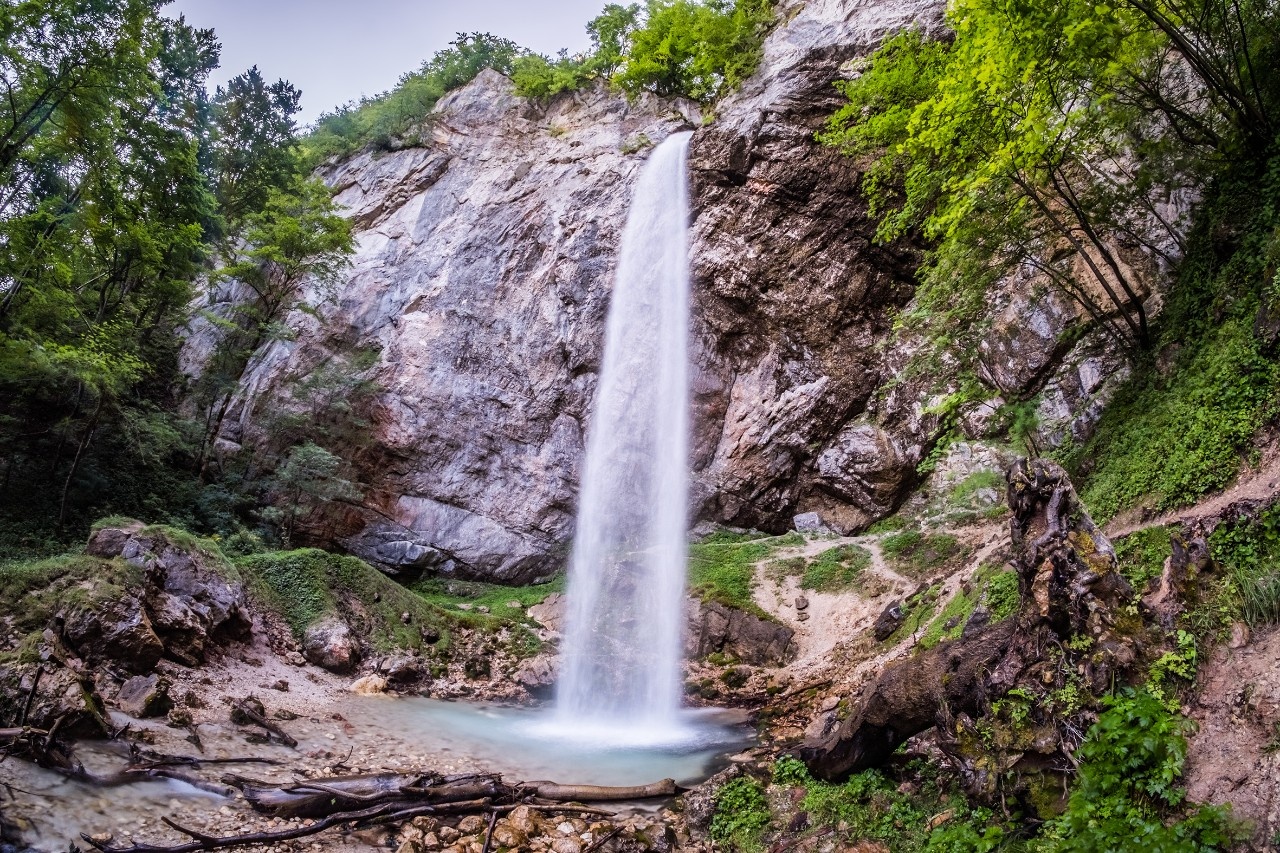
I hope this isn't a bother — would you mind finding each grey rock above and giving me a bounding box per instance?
[513,655,557,699]
[0,664,109,738]
[526,592,565,634]
[873,601,905,642]
[190,3,951,582]
[687,599,795,665]
[303,617,359,674]
[793,512,831,534]
[382,655,422,685]
[63,596,164,674]
[794,595,809,611]
[116,674,172,718]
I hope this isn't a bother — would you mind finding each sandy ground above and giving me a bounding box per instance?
[1186,624,1280,848]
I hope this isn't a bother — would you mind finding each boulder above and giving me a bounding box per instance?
[872,602,905,642]
[815,422,914,518]
[62,596,164,674]
[303,617,359,674]
[793,512,832,534]
[526,593,566,634]
[687,599,795,666]
[513,655,557,698]
[0,663,109,738]
[381,655,422,685]
[116,673,172,718]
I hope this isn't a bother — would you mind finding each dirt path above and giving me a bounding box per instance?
[1104,436,1280,539]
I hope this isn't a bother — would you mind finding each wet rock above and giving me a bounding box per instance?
[872,602,905,642]
[382,655,422,685]
[303,617,359,674]
[116,674,172,718]
[513,655,557,698]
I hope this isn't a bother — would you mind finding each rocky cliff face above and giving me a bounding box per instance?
[207,0,1146,583]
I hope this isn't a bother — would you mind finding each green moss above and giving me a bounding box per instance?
[235,549,457,654]
[0,553,142,634]
[881,530,966,578]
[688,533,801,618]
[918,587,979,650]
[801,544,873,592]
[409,575,563,631]
[1114,526,1174,591]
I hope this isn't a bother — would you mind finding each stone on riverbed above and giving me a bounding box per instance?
[303,617,359,674]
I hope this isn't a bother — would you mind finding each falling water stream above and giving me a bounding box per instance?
[552,131,696,744]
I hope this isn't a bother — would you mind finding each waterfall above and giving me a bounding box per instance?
[554,130,694,743]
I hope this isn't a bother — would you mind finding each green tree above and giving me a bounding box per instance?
[197,179,354,473]
[260,442,360,545]
[614,0,774,102]
[210,66,302,233]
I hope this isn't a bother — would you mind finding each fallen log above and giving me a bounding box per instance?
[79,767,669,853]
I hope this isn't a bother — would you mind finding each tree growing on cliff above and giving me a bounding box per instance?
[822,0,1280,360]
[196,179,354,474]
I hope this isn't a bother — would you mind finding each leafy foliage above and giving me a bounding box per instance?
[710,776,771,849]
[1048,690,1236,852]
[303,33,523,164]
[1210,503,1280,627]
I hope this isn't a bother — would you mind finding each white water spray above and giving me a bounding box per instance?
[554,131,694,744]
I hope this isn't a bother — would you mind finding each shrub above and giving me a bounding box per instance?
[710,776,771,849]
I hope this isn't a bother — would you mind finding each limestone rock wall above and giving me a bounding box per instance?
[206,0,1156,583]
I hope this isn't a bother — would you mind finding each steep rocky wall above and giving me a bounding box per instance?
[205,0,1145,584]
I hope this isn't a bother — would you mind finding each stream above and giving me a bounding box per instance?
[0,697,753,850]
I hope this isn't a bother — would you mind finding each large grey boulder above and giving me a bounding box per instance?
[303,617,359,674]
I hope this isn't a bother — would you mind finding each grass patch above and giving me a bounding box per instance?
[688,533,802,617]
[409,576,563,628]
[949,469,1004,506]
[800,544,872,592]
[918,586,979,650]
[1114,526,1174,591]
[1209,504,1280,628]
[880,530,965,578]
[0,553,141,636]
[236,549,459,654]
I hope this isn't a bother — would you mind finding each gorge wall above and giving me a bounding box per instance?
[202,0,1139,583]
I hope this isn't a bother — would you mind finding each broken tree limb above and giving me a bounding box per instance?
[527,779,678,801]
[229,697,296,747]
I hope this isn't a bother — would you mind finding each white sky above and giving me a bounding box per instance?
[164,0,606,124]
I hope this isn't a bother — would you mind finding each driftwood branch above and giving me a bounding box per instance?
[77,768,667,853]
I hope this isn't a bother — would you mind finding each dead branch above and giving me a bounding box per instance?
[229,698,296,747]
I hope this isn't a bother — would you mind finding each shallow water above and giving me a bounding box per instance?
[340,696,753,786]
[0,698,752,850]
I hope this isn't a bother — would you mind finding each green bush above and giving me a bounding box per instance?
[981,569,1020,621]
[1046,690,1237,852]
[710,776,771,849]
[302,33,523,164]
